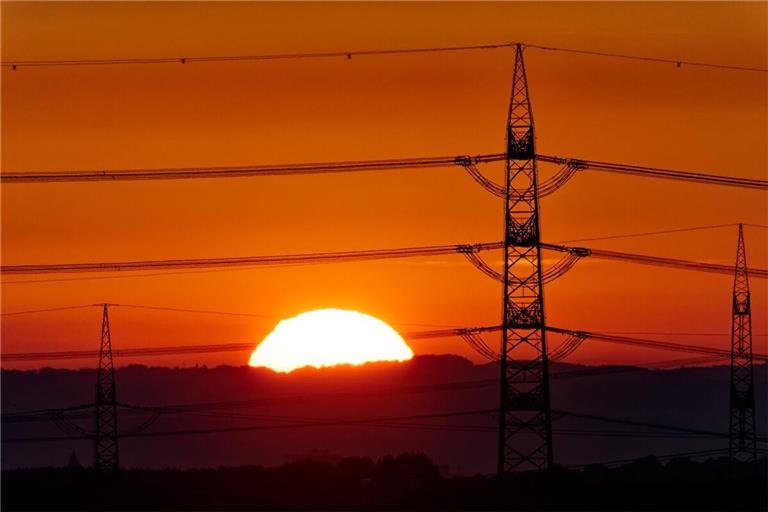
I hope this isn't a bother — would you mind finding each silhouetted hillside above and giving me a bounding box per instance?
[2,356,766,472]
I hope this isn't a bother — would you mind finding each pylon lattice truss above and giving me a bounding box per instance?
[95,304,119,471]
[729,224,757,463]
[498,44,553,475]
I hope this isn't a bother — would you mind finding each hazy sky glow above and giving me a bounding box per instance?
[1,2,766,369]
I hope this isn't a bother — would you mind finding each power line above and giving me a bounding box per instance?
[2,383,501,425]
[3,301,759,365]
[525,44,768,73]
[110,407,746,440]
[0,325,491,361]
[0,304,281,318]
[2,425,749,444]
[1,42,515,69]
[2,153,764,190]
[0,363,727,426]
[6,402,761,445]
[132,378,745,430]
[1,359,740,427]
[1,407,498,443]
[2,356,725,423]
[1,380,500,422]
[0,265,295,285]
[543,243,768,279]
[3,324,763,363]
[566,449,732,470]
[0,242,503,275]
[116,382,500,417]
[114,304,277,319]
[0,304,98,316]
[549,327,768,362]
[0,301,452,330]
[598,331,768,338]
[1,343,255,361]
[462,323,767,365]
[119,304,456,327]
[554,409,732,438]
[586,247,767,278]
[3,241,766,279]
[0,153,504,183]
[537,155,767,190]
[553,430,739,441]
[556,222,741,244]
[1,403,95,420]
[2,41,764,72]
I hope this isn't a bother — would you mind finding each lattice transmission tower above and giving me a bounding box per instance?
[95,303,119,471]
[497,43,553,476]
[729,224,757,464]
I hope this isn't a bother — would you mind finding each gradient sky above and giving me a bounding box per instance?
[2,2,767,369]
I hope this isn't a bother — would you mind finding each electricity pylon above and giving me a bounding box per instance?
[95,303,119,471]
[729,224,757,464]
[498,44,553,476]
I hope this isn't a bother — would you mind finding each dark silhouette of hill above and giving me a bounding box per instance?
[2,453,766,510]
[2,355,766,473]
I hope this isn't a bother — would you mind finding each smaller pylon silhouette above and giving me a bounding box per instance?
[728,224,757,464]
[95,303,119,471]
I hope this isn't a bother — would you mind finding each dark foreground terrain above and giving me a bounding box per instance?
[4,360,767,472]
[3,453,766,511]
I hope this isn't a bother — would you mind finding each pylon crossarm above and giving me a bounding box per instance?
[461,160,582,199]
[463,250,581,285]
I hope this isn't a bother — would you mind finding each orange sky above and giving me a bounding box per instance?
[1,2,767,369]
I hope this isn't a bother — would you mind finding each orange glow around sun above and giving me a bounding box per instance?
[248,309,414,372]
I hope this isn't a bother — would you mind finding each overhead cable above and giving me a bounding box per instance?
[0,304,98,316]
[2,42,515,69]
[0,325,500,361]
[3,324,761,362]
[2,153,764,190]
[0,154,505,183]
[537,155,767,190]
[543,243,768,279]
[556,222,742,244]
[525,44,767,73]
[4,241,766,279]
[0,242,503,275]
[3,41,764,72]
[1,407,498,443]
[548,327,768,362]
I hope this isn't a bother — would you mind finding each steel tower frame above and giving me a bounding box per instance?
[95,303,119,471]
[729,224,757,464]
[498,44,553,476]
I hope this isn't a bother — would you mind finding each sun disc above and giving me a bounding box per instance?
[249,309,413,372]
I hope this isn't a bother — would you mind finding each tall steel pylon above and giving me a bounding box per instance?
[728,224,757,464]
[95,303,119,471]
[498,44,553,476]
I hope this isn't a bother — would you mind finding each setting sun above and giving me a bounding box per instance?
[248,309,413,372]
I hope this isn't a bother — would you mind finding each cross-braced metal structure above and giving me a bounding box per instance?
[729,224,757,464]
[497,44,553,476]
[95,303,119,471]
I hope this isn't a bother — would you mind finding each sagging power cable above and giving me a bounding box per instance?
[2,153,764,190]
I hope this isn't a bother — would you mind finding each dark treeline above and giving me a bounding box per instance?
[2,453,766,511]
